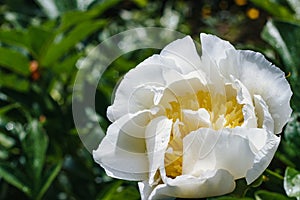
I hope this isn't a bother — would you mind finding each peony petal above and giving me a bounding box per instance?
[200,33,235,66]
[246,132,280,184]
[182,128,255,179]
[107,54,182,122]
[138,181,156,200]
[231,78,257,128]
[107,62,165,121]
[146,170,235,199]
[161,36,201,74]
[237,50,292,134]
[254,94,275,133]
[230,127,268,154]
[93,109,158,180]
[182,108,211,132]
[200,34,292,134]
[145,116,173,185]
[218,48,292,134]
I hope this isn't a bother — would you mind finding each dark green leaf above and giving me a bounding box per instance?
[0,72,29,92]
[41,20,106,66]
[0,29,29,48]
[22,120,48,187]
[0,47,30,76]
[97,181,140,200]
[208,197,253,200]
[284,167,300,199]
[261,20,300,111]
[59,0,120,31]
[0,163,31,196]
[284,112,300,150]
[37,159,63,200]
[27,26,54,59]
[0,103,20,115]
[255,190,292,200]
[52,52,82,75]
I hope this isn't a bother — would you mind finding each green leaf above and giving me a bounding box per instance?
[249,0,296,21]
[59,0,120,31]
[255,190,292,200]
[262,20,300,73]
[0,72,29,92]
[208,197,253,200]
[284,167,300,199]
[285,112,300,150]
[286,0,300,16]
[41,20,106,66]
[97,181,140,200]
[37,159,63,200]
[0,29,29,48]
[27,26,54,59]
[0,47,30,76]
[22,120,48,190]
[52,52,82,75]
[261,20,300,111]
[0,163,31,196]
[0,103,20,115]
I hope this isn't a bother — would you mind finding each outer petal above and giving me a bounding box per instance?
[107,58,168,122]
[141,170,235,199]
[182,128,255,179]
[93,109,158,180]
[200,33,292,134]
[200,33,235,66]
[161,36,201,74]
[246,132,280,184]
[236,50,292,134]
[145,116,173,185]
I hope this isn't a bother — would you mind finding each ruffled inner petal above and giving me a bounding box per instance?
[145,116,173,185]
[182,128,255,179]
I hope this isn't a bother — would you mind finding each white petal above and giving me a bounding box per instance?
[254,94,274,133]
[107,55,174,122]
[231,78,257,128]
[200,34,292,133]
[161,36,201,74]
[182,108,211,132]
[230,127,268,154]
[93,110,156,180]
[219,49,292,134]
[246,132,280,184]
[200,33,235,66]
[182,128,255,179]
[146,116,173,185]
[138,181,156,200]
[148,170,235,199]
[239,50,292,134]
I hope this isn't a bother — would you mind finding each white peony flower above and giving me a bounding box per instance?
[93,33,292,199]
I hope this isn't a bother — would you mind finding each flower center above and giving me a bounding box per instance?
[164,90,244,178]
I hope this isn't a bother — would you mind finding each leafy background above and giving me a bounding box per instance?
[0,0,299,199]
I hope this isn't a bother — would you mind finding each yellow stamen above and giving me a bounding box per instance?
[163,90,244,178]
[224,97,244,128]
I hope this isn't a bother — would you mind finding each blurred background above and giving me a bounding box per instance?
[0,0,300,199]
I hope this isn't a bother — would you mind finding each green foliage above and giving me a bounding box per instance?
[284,167,300,199]
[262,20,300,110]
[0,0,300,199]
